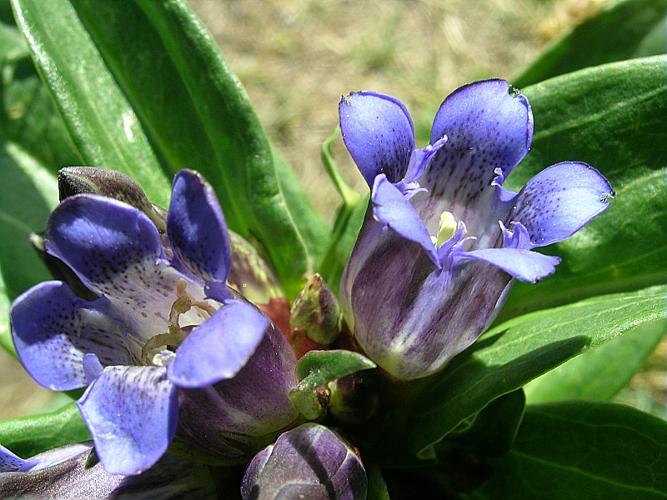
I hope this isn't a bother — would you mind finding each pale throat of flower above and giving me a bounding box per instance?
[141,279,218,366]
[432,211,458,247]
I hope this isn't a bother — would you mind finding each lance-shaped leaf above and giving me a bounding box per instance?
[10,0,171,207]
[503,56,667,318]
[400,285,666,457]
[514,0,667,87]
[11,0,327,296]
[241,423,367,500]
[474,402,667,499]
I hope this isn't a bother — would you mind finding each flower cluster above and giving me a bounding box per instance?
[3,79,611,497]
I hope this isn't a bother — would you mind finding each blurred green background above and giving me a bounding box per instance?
[1,0,664,420]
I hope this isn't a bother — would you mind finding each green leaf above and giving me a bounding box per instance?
[0,143,58,353]
[514,0,667,88]
[318,196,368,292]
[11,0,327,296]
[367,465,391,500]
[475,402,667,499]
[406,285,666,455]
[10,0,172,207]
[446,389,526,458]
[0,402,90,457]
[296,349,376,391]
[502,56,667,318]
[524,320,666,404]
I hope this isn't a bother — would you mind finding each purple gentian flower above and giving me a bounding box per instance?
[10,170,297,475]
[241,423,367,500]
[339,80,613,380]
[0,442,216,497]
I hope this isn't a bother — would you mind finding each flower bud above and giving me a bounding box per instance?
[241,423,367,500]
[290,274,341,345]
[58,167,166,231]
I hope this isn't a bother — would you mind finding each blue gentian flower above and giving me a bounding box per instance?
[339,79,613,380]
[241,423,367,500]
[10,170,297,475]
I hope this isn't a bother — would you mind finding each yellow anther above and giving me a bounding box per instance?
[436,211,457,247]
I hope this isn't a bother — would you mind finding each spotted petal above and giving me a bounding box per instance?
[241,423,367,500]
[45,195,202,339]
[418,80,533,236]
[507,162,613,247]
[10,281,136,391]
[340,91,415,186]
[168,300,269,388]
[77,366,177,475]
[168,170,232,300]
[372,174,439,266]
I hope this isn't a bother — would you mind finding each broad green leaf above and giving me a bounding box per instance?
[11,0,326,296]
[406,285,666,455]
[10,0,172,207]
[514,0,667,87]
[296,349,376,390]
[524,320,666,403]
[0,402,90,457]
[474,402,667,499]
[502,57,667,318]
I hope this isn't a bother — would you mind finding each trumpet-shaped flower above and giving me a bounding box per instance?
[339,80,613,380]
[10,170,297,475]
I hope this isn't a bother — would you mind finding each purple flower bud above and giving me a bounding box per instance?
[339,80,613,380]
[241,423,367,500]
[290,274,342,345]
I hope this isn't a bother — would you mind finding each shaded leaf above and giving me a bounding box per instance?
[406,285,666,455]
[0,143,57,353]
[514,0,667,87]
[475,402,667,499]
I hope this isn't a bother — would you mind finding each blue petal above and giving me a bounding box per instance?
[241,423,367,500]
[507,162,613,247]
[418,80,533,236]
[0,444,36,472]
[459,248,561,283]
[45,195,202,338]
[77,366,177,475]
[168,300,269,388]
[372,174,439,266]
[177,324,298,457]
[10,281,137,391]
[339,91,415,186]
[167,170,232,287]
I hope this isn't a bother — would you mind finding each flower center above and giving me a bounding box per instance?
[432,211,458,247]
[141,279,217,366]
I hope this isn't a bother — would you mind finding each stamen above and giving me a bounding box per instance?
[142,279,218,366]
[436,211,457,247]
